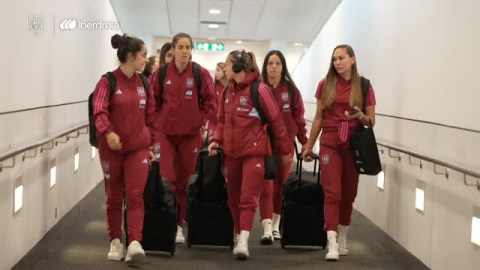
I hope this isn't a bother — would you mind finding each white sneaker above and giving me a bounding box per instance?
[260,234,274,245]
[107,238,124,261]
[125,240,145,264]
[338,225,349,256]
[272,230,282,240]
[233,231,250,260]
[260,219,274,245]
[325,231,339,261]
[176,226,185,244]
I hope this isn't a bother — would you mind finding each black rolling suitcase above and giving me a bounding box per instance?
[281,156,327,249]
[187,149,234,249]
[125,161,177,255]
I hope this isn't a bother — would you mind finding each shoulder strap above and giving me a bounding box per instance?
[193,62,203,108]
[286,81,295,113]
[103,72,117,99]
[250,80,276,149]
[360,76,370,113]
[138,73,149,94]
[158,63,169,106]
[250,80,266,124]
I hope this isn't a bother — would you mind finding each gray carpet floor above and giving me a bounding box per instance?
[14,171,429,270]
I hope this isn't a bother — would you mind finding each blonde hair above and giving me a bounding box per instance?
[321,44,363,110]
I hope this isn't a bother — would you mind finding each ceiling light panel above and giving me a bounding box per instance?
[200,0,231,23]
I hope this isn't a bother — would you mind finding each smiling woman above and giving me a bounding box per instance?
[90,33,156,265]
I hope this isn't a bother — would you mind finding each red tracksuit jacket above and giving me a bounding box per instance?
[151,61,217,136]
[267,82,308,145]
[212,72,290,158]
[93,67,156,152]
[315,76,376,147]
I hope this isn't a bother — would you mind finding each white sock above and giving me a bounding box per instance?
[272,213,281,232]
[239,230,250,243]
[262,219,273,235]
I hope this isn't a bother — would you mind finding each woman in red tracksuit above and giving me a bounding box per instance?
[148,42,173,85]
[208,50,290,260]
[214,62,228,98]
[150,32,217,244]
[93,34,155,264]
[303,44,377,261]
[258,50,308,244]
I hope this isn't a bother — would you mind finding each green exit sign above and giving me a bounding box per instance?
[195,43,225,51]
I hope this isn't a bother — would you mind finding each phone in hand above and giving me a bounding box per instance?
[348,109,358,115]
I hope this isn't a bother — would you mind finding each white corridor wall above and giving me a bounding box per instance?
[0,0,121,268]
[292,0,480,269]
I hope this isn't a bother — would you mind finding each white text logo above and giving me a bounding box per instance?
[59,18,120,31]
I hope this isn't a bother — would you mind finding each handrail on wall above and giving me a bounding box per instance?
[304,120,480,190]
[0,123,89,172]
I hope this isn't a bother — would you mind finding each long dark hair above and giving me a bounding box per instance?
[142,56,158,77]
[261,50,296,88]
[159,42,173,65]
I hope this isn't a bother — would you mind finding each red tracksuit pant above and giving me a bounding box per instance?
[320,143,360,231]
[224,155,265,233]
[259,151,294,220]
[156,132,203,226]
[99,144,150,243]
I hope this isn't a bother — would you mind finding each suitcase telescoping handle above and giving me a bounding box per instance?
[151,161,165,209]
[294,142,319,177]
[297,155,320,189]
[197,148,222,186]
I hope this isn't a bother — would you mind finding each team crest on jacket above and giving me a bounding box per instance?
[137,87,145,97]
[281,92,289,101]
[240,96,247,106]
[102,161,110,171]
[186,78,194,88]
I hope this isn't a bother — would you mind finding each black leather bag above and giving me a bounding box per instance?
[351,118,382,175]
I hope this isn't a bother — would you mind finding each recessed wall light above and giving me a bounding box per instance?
[208,24,220,29]
[74,147,79,172]
[472,206,480,246]
[415,179,425,213]
[209,9,221,14]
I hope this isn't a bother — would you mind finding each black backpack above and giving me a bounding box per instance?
[222,80,278,179]
[157,62,203,108]
[88,72,150,148]
[351,77,382,175]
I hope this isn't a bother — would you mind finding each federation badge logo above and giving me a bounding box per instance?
[281,92,289,101]
[102,161,110,171]
[137,87,145,97]
[240,96,247,106]
[186,78,194,88]
[27,13,46,38]
[322,154,329,165]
